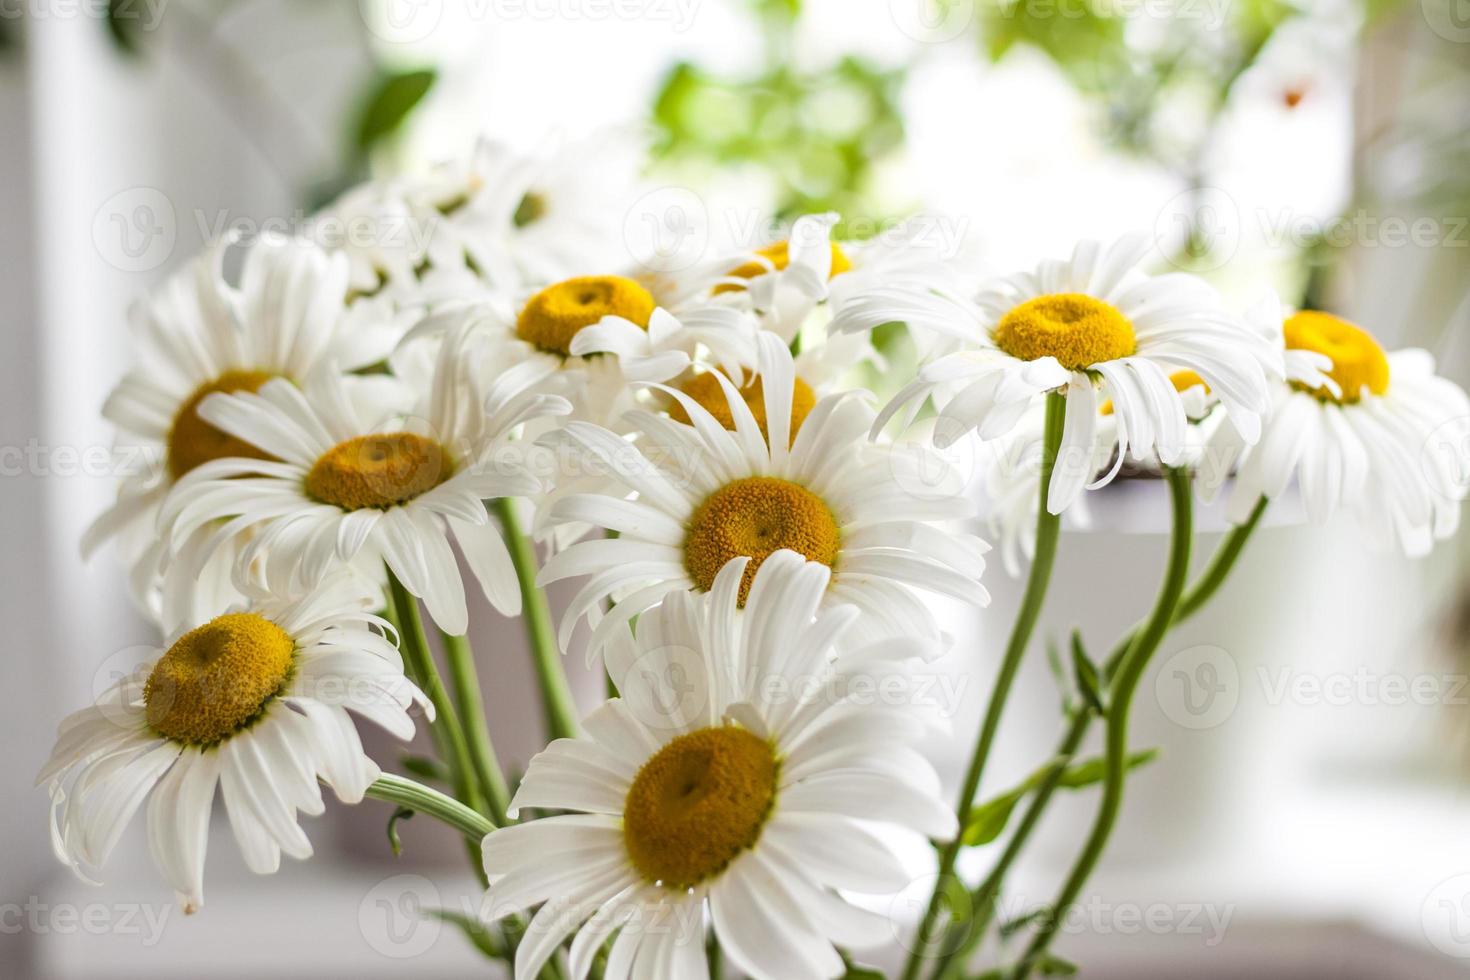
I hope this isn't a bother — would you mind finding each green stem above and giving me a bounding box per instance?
[367,775,560,976]
[932,494,1269,980]
[442,630,511,826]
[386,571,491,884]
[899,391,1067,980]
[1013,467,1194,979]
[934,712,1091,980]
[387,571,485,815]
[1176,495,1266,621]
[366,773,495,842]
[493,498,580,741]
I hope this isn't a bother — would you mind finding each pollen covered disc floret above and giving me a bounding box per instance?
[144,612,294,745]
[684,476,840,603]
[1283,310,1389,403]
[167,369,277,480]
[515,275,656,355]
[305,432,454,511]
[992,293,1137,371]
[669,372,817,444]
[623,726,778,890]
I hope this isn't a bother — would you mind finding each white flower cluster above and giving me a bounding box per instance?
[39,137,1470,980]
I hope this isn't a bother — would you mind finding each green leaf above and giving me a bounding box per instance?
[386,806,414,857]
[1037,952,1079,975]
[962,790,1025,846]
[999,906,1051,938]
[962,756,1067,846]
[962,750,1157,847]
[1057,748,1159,790]
[355,69,437,154]
[839,949,886,978]
[1070,631,1104,715]
[1044,635,1065,687]
[424,907,506,960]
[106,0,145,57]
[400,754,450,784]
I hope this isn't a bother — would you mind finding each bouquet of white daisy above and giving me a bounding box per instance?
[42,137,1470,980]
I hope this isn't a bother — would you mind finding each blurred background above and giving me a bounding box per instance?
[2,0,1469,976]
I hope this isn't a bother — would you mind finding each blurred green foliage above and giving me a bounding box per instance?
[977,0,1302,163]
[354,68,438,157]
[651,55,907,231]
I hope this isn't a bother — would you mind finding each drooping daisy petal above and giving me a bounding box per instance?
[38,574,428,909]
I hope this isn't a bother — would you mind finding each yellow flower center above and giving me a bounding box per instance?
[144,612,294,745]
[515,276,656,356]
[992,293,1137,371]
[1283,310,1390,403]
[167,370,277,481]
[669,373,817,446]
[684,477,840,604]
[305,433,453,511]
[1101,370,1209,416]
[714,240,852,295]
[623,725,777,890]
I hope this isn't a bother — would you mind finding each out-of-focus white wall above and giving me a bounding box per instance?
[1,5,374,973]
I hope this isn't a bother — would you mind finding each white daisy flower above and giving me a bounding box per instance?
[712,213,960,349]
[480,551,957,980]
[710,213,848,341]
[830,233,1280,513]
[414,271,759,425]
[419,135,642,289]
[157,328,569,635]
[536,333,990,661]
[310,176,434,300]
[85,235,396,631]
[1218,301,1470,555]
[38,574,429,912]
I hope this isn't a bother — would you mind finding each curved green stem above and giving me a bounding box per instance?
[442,631,511,826]
[386,571,491,886]
[1013,467,1194,979]
[493,498,580,741]
[933,712,1091,980]
[1176,495,1266,621]
[387,571,486,816]
[932,494,1268,980]
[367,773,495,842]
[388,576,485,810]
[899,391,1067,980]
